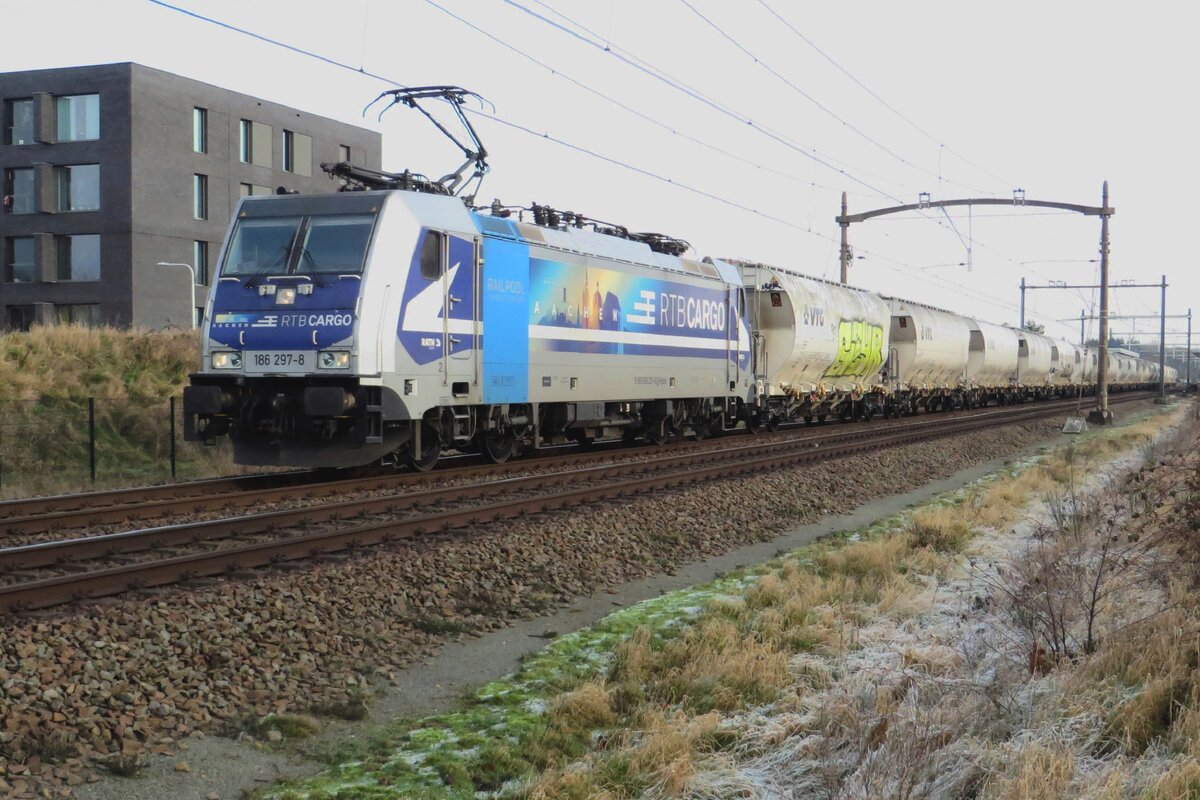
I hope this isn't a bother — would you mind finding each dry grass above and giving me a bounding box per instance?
[980,744,1077,800]
[0,325,239,495]
[506,403,1195,799]
[907,506,973,552]
[1141,759,1200,799]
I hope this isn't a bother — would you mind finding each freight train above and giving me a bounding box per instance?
[182,88,1175,470]
[181,184,1173,470]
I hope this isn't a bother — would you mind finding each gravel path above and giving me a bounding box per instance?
[0,409,1134,798]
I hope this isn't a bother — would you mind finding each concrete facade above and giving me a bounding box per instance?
[0,63,381,329]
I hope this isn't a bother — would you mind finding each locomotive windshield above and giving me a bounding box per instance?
[224,217,301,276]
[222,213,375,277]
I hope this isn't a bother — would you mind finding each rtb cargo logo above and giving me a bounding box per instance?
[213,313,354,329]
[625,290,726,332]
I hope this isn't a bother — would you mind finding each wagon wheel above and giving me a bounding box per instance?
[405,422,442,472]
[765,415,781,432]
[743,407,762,434]
[479,427,517,463]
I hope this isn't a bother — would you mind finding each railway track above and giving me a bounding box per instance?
[0,415,962,537]
[0,393,1152,614]
[0,395,1126,538]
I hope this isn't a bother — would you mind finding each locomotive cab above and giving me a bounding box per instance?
[184,192,397,467]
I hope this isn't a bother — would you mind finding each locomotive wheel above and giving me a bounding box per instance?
[644,419,669,445]
[744,408,762,434]
[405,423,441,472]
[479,429,517,463]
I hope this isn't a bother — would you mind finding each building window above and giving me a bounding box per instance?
[4,237,35,283]
[239,119,253,162]
[56,94,100,141]
[3,168,34,214]
[56,164,100,211]
[7,305,36,331]
[194,240,209,284]
[282,130,312,176]
[239,182,270,198]
[55,304,101,326]
[283,130,294,171]
[57,234,100,281]
[339,144,351,163]
[193,107,207,154]
[4,98,34,145]
[193,174,208,220]
[241,119,271,167]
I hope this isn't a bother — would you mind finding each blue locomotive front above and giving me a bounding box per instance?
[184,191,396,467]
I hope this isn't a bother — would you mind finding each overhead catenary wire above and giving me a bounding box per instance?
[677,0,992,196]
[144,0,1058,331]
[508,0,1021,265]
[500,0,918,201]
[476,111,1051,325]
[756,0,1017,190]
[471,110,839,236]
[422,0,886,202]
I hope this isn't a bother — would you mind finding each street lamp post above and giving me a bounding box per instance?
[156,262,197,329]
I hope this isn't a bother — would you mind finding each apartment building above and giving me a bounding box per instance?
[0,63,381,329]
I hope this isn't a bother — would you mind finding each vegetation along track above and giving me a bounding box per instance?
[0,393,1152,614]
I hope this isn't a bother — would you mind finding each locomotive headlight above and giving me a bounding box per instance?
[211,351,242,370]
[275,287,297,305]
[318,350,351,369]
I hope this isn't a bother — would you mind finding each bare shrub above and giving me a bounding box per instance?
[974,445,1186,667]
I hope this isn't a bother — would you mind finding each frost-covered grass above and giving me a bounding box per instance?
[260,400,1189,800]
[260,575,761,799]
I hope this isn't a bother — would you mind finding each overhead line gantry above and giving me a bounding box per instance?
[836,183,1118,422]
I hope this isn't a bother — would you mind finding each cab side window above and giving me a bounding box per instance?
[419,230,443,280]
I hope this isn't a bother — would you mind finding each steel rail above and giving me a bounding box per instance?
[0,393,1128,535]
[0,401,1063,570]
[0,468,329,522]
[0,394,1111,546]
[0,393,1152,614]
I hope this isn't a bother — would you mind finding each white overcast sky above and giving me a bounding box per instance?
[3,0,1194,344]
